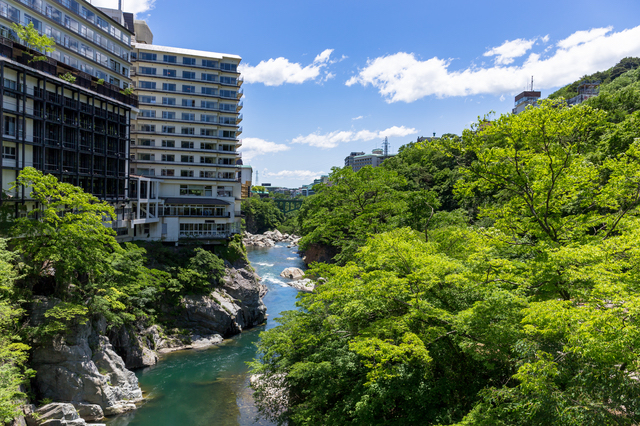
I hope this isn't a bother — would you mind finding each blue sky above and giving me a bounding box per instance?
[93,0,640,187]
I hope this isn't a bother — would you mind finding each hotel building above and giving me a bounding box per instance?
[0,0,137,228]
[128,40,244,242]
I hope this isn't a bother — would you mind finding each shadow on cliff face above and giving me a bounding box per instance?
[300,243,338,266]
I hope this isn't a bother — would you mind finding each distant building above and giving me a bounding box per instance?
[567,81,600,106]
[512,90,541,114]
[346,149,394,172]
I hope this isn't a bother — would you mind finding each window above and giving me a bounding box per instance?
[200,156,215,164]
[138,153,153,161]
[139,52,157,61]
[182,85,196,93]
[161,154,175,162]
[183,57,196,65]
[139,81,156,89]
[180,170,194,177]
[182,71,195,79]
[181,141,194,149]
[163,55,177,63]
[220,76,237,85]
[140,95,156,104]
[201,114,216,123]
[181,155,194,163]
[201,101,217,109]
[202,60,218,68]
[162,140,175,147]
[163,69,177,77]
[181,127,195,135]
[162,126,176,133]
[200,171,215,178]
[201,129,215,136]
[139,139,154,146]
[220,90,236,98]
[219,116,235,125]
[202,143,216,150]
[139,124,155,132]
[162,83,176,91]
[220,104,235,111]
[182,99,196,107]
[201,87,217,95]
[201,73,217,82]
[138,67,157,75]
[162,97,176,105]
[161,169,175,176]
[220,63,237,72]
[162,111,176,119]
[2,146,16,159]
[181,113,195,121]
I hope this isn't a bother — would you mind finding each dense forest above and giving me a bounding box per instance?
[249,63,640,424]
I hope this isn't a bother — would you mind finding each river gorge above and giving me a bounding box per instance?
[105,242,304,426]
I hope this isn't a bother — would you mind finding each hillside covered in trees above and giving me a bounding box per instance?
[250,65,640,425]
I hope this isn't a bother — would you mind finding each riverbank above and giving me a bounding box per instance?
[104,241,305,426]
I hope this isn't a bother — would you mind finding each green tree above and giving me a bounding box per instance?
[11,22,55,63]
[242,197,285,233]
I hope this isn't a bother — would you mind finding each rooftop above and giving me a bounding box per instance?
[132,43,241,61]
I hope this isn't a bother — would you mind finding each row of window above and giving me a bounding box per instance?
[137,153,235,165]
[138,110,237,125]
[134,52,237,71]
[132,139,236,151]
[133,168,236,180]
[135,124,236,138]
[138,96,238,111]
[136,81,236,97]
[137,67,237,85]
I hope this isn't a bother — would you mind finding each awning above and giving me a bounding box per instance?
[163,198,230,205]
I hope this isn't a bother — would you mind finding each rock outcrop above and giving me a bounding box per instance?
[243,231,300,248]
[28,298,142,419]
[280,267,305,280]
[176,266,267,336]
[301,243,338,266]
[25,402,89,426]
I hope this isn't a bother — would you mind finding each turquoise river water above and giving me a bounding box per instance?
[106,242,304,426]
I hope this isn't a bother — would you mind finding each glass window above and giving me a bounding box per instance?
[201,73,217,82]
[181,127,195,135]
[139,81,156,89]
[182,85,196,93]
[201,114,216,123]
[163,55,177,63]
[182,71,195,79]
[139,95,156,104]
[180,155,194,163]
[162,97,176,105]
[220,63,237,72]
[139,52,157,61]
[201,101,217,109]
[220,90,236,98]
[182,99,195,107]
[2,146,16,159]
[138,67,157,75]
[163,69,176,77]
[162,111,176,119]
[162,126,176,133]
[139,124,155,132]
[161,169,175,176]
[201,87,216,95]
[161,154,175,162]
[180,170,194,177]
[201,129,215,136]
[183,57,196,65]
[140,110,156,118]
[181,113,195,121]
[162,140,175,147]
[202,59,218,68]
[181,141,194,149]
[162,83,176,91]
[219,76,236,85]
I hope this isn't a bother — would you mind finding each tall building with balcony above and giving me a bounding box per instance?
[129,42,244,242]
[0,0,137,229]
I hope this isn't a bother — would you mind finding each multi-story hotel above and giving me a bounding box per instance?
[0,0,137,230]
[128,30,244,242]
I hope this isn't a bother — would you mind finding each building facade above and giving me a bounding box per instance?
[345,149,391,172]
[0,1,137,232]
[512,90,541,114]
[129,42,244,242]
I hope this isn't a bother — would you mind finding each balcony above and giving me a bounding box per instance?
[179,230,238,239]
[236,114,243,123]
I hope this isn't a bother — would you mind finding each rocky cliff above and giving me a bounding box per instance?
[301,243,338,266]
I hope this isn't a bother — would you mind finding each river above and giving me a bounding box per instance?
[106,242,304,426]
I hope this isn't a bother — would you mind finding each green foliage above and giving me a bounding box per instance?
[96,78,104,85]
[242,197,285,234]
[252,96,640,425]
[297,166,407,264]
[119,87,134,95]
[58,72,76,83]
[11,22,55,63]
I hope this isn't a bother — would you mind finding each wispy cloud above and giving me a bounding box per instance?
[89,0,154,15]
[292,126,417,149]
[239,137,289,161]
[263,170,326,180]
[483,38,537,65]
[239,49,335,86]
[352,115,364,121]
[346,25,640,102]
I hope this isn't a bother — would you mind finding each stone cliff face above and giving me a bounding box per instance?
[27,264,267,423]
[29,298,143,420]
[301,243,338,266]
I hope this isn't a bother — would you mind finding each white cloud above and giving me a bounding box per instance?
[263,170,325,180]
[500,94,505,102]
[292,126,417,149]
[89,0,154,15]
[484,38,536,65]
[352,115,364,120]
[239,137,290,161]
[346,25,640,103]
[239,49,335,86]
